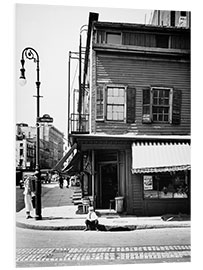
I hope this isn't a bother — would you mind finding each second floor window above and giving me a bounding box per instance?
[96,84,136,123]
[142,86,181,125]
[152,88,170,122]
[106,87,125,121]
[106,32,121,45]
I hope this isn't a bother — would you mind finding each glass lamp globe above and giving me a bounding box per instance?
[19,77,27,86]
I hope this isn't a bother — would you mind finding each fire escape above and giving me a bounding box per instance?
[68,13,99,141]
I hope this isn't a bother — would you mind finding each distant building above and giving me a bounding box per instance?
[16,136,35,170]
[40,125,64,168]
[16,123,64,170]
[150,10,191,28]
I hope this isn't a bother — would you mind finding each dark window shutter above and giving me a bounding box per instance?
[172,89,181,125]
[126,87,136,123]
[142,88,152,123]
[96,84,104,120]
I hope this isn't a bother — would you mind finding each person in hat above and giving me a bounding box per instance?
[84,206,99,231]
[23,175,35,219]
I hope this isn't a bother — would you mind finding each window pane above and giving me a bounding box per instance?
[164,115,168,121]
[107,87,125,121]
[152,88,170,122]
[143,105,150,115]
[107,33,121,44]
[143,89,150,104]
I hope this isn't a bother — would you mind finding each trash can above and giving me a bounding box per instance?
[115,197,124,213]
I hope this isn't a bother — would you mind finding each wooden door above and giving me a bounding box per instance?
[100,163,118,209]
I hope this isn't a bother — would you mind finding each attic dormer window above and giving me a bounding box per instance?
[106,32,121,45]
[156,34,169,48]
[180,11,186,17]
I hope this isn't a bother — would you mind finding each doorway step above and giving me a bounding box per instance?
[95,209,120,218]
[72,188,82,205]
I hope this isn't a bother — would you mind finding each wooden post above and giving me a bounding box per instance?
[92,149,95,207]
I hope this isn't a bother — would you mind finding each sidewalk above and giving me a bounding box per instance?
[16,183,190,231]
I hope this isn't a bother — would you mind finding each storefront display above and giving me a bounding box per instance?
[143,171,189,199]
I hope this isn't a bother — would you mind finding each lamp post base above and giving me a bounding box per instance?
[35,215,42,220]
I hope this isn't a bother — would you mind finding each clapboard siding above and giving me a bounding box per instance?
[131,174,144,215]
[94,52,190,135]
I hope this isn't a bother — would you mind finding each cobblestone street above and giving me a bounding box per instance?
[16,245,190,266]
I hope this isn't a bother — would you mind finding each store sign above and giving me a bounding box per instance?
[143,175,153,190]
[38,114,53,123]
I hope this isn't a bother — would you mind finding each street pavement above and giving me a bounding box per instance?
[16,182,191,231]
[16,244,191,266]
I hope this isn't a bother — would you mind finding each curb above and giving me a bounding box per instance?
[16,221,190,231]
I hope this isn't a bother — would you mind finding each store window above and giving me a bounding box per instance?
[143,172,189,199]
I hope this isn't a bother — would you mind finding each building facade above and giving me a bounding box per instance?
[61,11,191,216]
[16,135,35,170]
[150,10,191,28]
[16,123,64,171]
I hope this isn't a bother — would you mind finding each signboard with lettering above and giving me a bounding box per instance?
[143,175,153,190]
[38,114,53,123]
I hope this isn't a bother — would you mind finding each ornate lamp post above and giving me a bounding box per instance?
[19,47,42,220]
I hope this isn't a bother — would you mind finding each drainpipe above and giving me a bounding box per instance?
[78,34,82,132]
[67,51,71,144]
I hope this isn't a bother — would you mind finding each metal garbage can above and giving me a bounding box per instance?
[115,197,124,213]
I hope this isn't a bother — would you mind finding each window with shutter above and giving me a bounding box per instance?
[106,86,125,121]
[142,87,181,125]
[152,87,171,122]
[96,84,127,122]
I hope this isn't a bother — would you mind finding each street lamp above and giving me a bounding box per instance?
[19,47,42,220]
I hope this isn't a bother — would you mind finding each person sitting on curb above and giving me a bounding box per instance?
[84,206,99,231]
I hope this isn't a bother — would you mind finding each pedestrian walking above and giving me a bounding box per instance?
[59,174,63,189]
[23,175,35,219]
[84,206,99,231]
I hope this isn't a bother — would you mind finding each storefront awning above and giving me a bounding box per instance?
[53,143,77,172]
[132,142,191,174]
[62,152,81,176]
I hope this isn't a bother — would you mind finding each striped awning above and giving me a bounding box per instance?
[132,142,191,174]
[62,152,81,176]
[53,143,77,172]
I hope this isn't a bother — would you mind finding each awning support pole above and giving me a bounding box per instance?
[92,149,95,208]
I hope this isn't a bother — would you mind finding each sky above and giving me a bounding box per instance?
[15,3,155,138]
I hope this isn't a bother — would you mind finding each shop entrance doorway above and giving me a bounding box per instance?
[100,163,118,209]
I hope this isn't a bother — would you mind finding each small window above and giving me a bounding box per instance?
[156,34,169,48]
[106,33,121,45]
[180,11,186,17]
